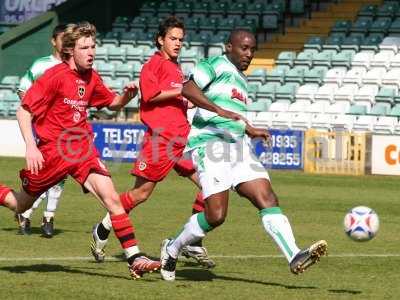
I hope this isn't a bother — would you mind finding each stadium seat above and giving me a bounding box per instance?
[268,100,290,112]
[322,35,344,52]
[369,18,392,35]
[253,111,273,127]
[351,52,374,70]
[248,68,267,86]
[247,100,271,112]
[360,34,383,52]
[326,102,351,114]
[375,87,397,104]
[157,1,175,18]
[350,18,372,35]
[95,46,108,62]
[126,47,144,63]
[276,51,296,68]
[285,67,306,85]
[324,68,346,86]
[352,115,376,132]
[348,104,368,115]
[288,100,308,112]
[304,36,325,52]
[331,20,352,35]
[358,4,377,18]
[382,69,400,90]
[107,47,126,64]
[295,84,319,103]
[369,103,390,116]
[331,52,353,69]
[291,112,311,130]
[354,85,379,107]
[266,66,288,85]
[257,82,280,102]
[303,67,326,85]
[115,62,141,81]
[274,83,298,103]
[101,31,121,47]
[388,18,400,35]
[314,84,339,103]
[334,84,358,104]
[310,113,331,131]
[95,62,115,80]
[378,37,400,55]
[0,76,19,92]
[330,113,354,131]
[313,51,333,69]
[306,100,329,113]
[174,2,192,19]
[271,111,291,129]
[362,68,386,87]
[389,104,400,117]
[0,101,8,117]
[294,52,314,68]
[373,116,396,134]
[342,68,366,87]
[377,2,399,18]
[139,1,157,17]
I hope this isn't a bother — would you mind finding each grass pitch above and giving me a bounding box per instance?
[0,157,399,300]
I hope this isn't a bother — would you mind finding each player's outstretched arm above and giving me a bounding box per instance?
[16,106,44,175]
[182,80,246,122]
[245,123,271,143]
[108,82,138,111]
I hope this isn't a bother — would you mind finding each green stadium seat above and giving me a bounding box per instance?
[331,51,353,69]
[377,2,399,18]
[261,4,281,31]
[257,82,280,102]
[331,20,352,34]
[289,0,305,14]
[312,51,333,69]
[227,2,246,21]
[388,18,400,34]
[389,104,400,117]
[107,47,126,63]
[147,17,164,32]
[139,1,157,17]
[348,104,368,115]
[304,67,326,85]
[174,2,192,19]
[275,83,298,103]
[198,17,218,35]
[341,36,363,52]
[247,100,271,112]
[350,18,372,34]
[216,18,236,36]
[208,33,228,57]
[236,19,257,33]
[304,36,325,52]
[191,2,209,19]
[276,51,296,68]
[95,62,115,80]
[294,51,314,68]
[375,88,396,105]
[130,16,147,31]
[112,16,131,31]
[119,31,139,47]
[358,4,377,18]
[209,2,227,19]
[266,66,288,84]
[246,2,265,27]
[248,68,267,86]
[369,103,390,116]
[369,18,392,34]
[115,62,141,81]
[0,76,19,91]
[157,1,175,18]
[360,34,383,52]
[285,66,306,85]
[126,47,144,63]
[0,101,8,117]
[323,35,344,52]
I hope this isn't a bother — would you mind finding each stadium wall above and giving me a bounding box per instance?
[0,0,145,79]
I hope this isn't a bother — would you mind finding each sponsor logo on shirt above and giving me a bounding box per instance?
[231,88,248,104]
[64,98,88,112]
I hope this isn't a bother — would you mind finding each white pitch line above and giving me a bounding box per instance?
[0,254,399,262]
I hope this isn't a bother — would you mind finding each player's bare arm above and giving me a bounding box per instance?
[108,82,138,111]
[245,123,271,142]
[182,80,246,122]
[148,88,182,103]
[16,106,44,175]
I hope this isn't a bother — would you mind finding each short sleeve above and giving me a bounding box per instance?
[22,73,57,120]
[18,69,34,93]
[190,60,216,90]
[139,65,162,102]
[90,75,117,109]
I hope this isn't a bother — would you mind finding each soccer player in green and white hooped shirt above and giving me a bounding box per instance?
[16,24,67,237]
[160,29,328,281]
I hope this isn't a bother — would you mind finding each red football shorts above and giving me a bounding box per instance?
[131,132,195,182]
[20,141,110,196]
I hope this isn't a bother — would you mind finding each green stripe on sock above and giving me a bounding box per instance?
[275,230,294,259]
[259,207,282,217]
[197,212,213,232]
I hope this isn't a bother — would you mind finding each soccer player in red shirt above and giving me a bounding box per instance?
[91,16,233,268]
[0,22,160,279]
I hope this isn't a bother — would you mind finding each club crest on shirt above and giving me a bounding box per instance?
[22,178,29,186]
[78,85,85,98]
[73,111,81,123]
[138,161,147,171]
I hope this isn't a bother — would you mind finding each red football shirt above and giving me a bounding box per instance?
[139,51,190,143]
[22,62,116,146]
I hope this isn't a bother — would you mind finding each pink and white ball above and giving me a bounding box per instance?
[344,206,379,242]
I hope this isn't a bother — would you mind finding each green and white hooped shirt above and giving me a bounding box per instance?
[186,55,249,151]
[18,55,61,92]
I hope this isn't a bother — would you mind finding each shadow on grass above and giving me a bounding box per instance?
[176,268,317,290]
[328,289,362,295]
[2,227,71,237]
[0,264,131,280]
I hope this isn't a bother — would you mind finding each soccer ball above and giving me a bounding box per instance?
[343,206,379,242]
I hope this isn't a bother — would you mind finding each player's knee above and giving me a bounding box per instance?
[207,210,226,227]
[264,189,279,206]
[104,192,123,212]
